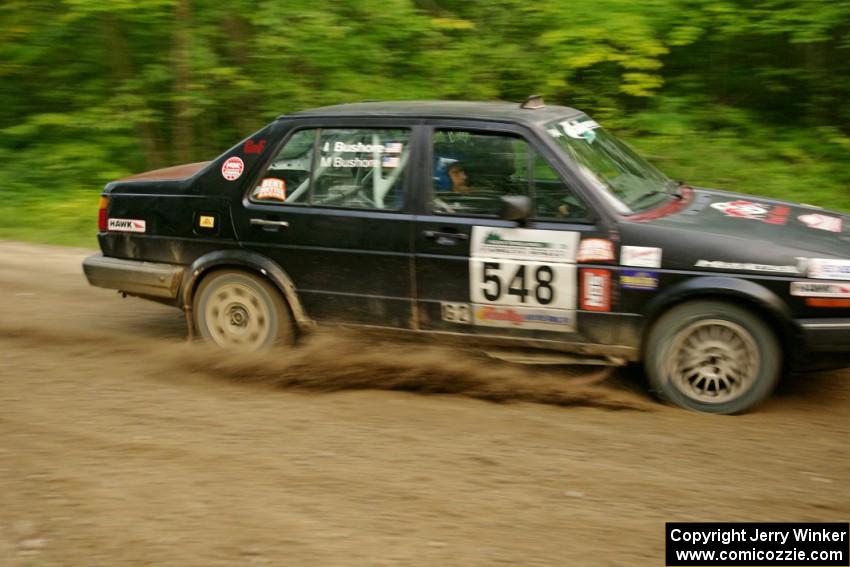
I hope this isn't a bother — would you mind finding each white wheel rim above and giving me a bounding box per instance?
[203,281,271,348]
[665,319,760,404]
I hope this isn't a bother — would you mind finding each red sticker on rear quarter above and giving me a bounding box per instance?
[221,157,244,181]
[580,269,611,311]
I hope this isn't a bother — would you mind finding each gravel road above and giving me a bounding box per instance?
[0,241,847,566]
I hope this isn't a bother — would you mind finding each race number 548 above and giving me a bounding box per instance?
[471,260,575,309]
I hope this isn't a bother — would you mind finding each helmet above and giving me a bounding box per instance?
[433,156,464,190]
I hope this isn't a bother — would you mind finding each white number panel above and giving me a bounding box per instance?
[468,227,579,332]
[469,260,576,310]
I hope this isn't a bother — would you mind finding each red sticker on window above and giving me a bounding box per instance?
[580,269,611,311]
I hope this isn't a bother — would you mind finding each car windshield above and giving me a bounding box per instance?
[545,115,676,214]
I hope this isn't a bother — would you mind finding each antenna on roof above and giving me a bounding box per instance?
[520,95,545,110]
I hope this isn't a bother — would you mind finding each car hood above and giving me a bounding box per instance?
[619,187,850,275]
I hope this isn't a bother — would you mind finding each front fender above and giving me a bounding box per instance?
[642,276,795,348]
[179,249,313,330]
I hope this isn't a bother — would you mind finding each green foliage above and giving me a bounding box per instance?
[1,0,849,246]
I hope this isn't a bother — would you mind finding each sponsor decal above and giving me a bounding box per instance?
[808,258,850,281]
[577,238,615,263]
[199,215,215,229]
[107,218,146,233]
[790,281,850,298]
[711,200,790,225]
[765,205,790,225]
[254,177,286,201]
[471,227,579,263]
[441,302,472,324]
[243,139,266,154]
[695,260,799,274]
[580,269,611,312]
[620,246,662,268]
[620,269,659,291]
[560,118,600,142]
[799,213,843,233]
[221,156,244,181]
[472,305,575,332]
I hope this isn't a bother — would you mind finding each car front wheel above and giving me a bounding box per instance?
[645,300,781,414]
[193,269,294,350]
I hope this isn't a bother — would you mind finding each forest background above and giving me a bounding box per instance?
[2,0,849,246]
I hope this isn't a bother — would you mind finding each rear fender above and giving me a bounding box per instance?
[180,250,313,330]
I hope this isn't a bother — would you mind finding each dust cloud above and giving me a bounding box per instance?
[0,323,650,411]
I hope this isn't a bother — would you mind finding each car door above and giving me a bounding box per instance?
[413,121,620,346]
[231,119,419,328]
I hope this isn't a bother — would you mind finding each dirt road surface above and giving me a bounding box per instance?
[0,241,848,566]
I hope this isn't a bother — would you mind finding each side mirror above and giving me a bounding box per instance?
[499,195,532,223]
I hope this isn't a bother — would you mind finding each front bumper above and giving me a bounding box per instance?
[797,318,850,370]
[82,254,184,300]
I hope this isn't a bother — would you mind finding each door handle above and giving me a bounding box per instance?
[423,230,468,241]
[250,218,290,229]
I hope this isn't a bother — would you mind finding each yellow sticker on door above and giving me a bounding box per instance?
[199,215,215,228]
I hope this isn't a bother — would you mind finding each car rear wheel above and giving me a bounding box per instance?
[644,300,781,414]
[193,269,294,350]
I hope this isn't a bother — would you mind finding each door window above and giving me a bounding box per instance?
[251,128,411,210]
[431,129,587,220]
[432,130,527,216]
[530,152,588,220]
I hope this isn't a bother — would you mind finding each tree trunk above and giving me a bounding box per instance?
[172,0,194,164]
[103,13,165,169]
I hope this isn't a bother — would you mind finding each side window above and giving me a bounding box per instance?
[432,130,529,216]
[311,128,410,210]
[531,152,588,220]
[430,129,588,220]
[253,129,317,205]
[251,128,411,210]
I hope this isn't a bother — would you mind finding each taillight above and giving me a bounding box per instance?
[98,196,108,232]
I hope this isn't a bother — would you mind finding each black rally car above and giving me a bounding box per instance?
[83,98,850,413]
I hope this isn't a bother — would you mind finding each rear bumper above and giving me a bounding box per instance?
[82,253,184,299]
[797,319,850,371]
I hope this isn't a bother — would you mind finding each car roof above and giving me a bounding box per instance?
[283,100,584,126]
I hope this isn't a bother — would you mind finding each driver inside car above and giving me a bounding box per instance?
[446,161,470,193]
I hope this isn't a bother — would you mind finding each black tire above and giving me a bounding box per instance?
[644,300,781,414]
[193,269,294,350]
